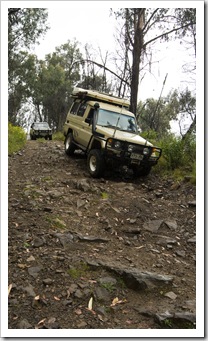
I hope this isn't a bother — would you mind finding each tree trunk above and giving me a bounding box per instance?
[129,9,145,115]
[182,115,196,140]
[36,104,42,122]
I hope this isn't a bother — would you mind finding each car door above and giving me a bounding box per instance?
[75,105,94,148]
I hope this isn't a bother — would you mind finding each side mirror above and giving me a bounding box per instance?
[94,103,100,110]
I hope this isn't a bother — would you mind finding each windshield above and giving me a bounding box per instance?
[33,123,50,129]
[97,109,137,133]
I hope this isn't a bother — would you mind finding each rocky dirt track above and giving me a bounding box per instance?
[8,140,196,331]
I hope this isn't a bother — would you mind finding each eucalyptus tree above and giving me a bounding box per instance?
[8,51,38,125]
[77,44,112,93]
[37,40,83,130]
[137,96,178,137]
[8,8,48,55]
[8,8,49,124]
[37,63,66,130]
[112,8,196,115]
[174,88,196,138]
[77,74,112,93]
[137,88,196,138]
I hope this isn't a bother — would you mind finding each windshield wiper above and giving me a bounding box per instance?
[99,124,116,129]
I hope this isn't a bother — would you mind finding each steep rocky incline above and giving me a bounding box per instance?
[8,140,196,330]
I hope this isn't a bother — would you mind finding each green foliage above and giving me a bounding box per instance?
[100,282,115,292]
[140,129,159,145]
[140,126,196,182]
[67,262,89,279]
[36,138,47,143]
[32,40,82,130]
[45,216,66,229]
[174,8,196,38]
[160,135,185,170]
[8,9,49,125]
[8,123,27,155]
[112,8,196,113]
[190,161,196,184]
[23,242,31,249]
[161,135,195,170]
[101,192,109,200]
[8,8,49,52]
[161,318,195,329]
[137,97,177,136]
[52,132,65,141]
[152,133,196,182]
[78,74,112,94]
[137,89,196,139]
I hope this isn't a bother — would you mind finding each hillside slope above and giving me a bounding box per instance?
[8,140,196,332]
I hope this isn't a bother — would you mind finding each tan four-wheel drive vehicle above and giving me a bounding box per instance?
[63,88,162,178]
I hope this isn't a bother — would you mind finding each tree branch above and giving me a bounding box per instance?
[143,23,193,48]
[143,9,159,33]
[72,59,130,87]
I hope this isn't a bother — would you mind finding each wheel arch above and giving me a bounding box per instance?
[89,139,102,152]
[64,128,73,142]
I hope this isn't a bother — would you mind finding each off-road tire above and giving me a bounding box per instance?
[65,132,76,155]
[132,165,152,177]
[87,149,105,178]
[49,135,52,140]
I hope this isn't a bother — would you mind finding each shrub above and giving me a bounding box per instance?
[160,135,185,170]
[140,130,196,180]
[8,123,27,155]
[140,129,159,145]
[160,135,195,171]
[152,133,196,181]
[52,131,65,141]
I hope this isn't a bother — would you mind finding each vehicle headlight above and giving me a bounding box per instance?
[107,138,113,147]
[128,145,134,152]
[114,140,122,149]
[151,148,161,158]
[143,147,149,155]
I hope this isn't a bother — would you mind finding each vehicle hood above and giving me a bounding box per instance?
[96,126,153,146]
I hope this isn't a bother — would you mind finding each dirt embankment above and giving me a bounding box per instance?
[8,140,196,331]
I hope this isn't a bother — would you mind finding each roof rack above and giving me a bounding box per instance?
[71,87,130,109]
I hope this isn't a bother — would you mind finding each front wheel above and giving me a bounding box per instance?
[132,165,152,177]
[87,149,105,178]
[65,132,76,155]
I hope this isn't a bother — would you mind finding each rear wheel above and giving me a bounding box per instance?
[87,149,105,178]
[65,132,76,155]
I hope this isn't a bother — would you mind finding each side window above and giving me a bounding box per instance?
[70,101,80,115]
[77,102,87,117]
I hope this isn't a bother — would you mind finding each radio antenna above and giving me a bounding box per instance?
[113,105,123,138]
